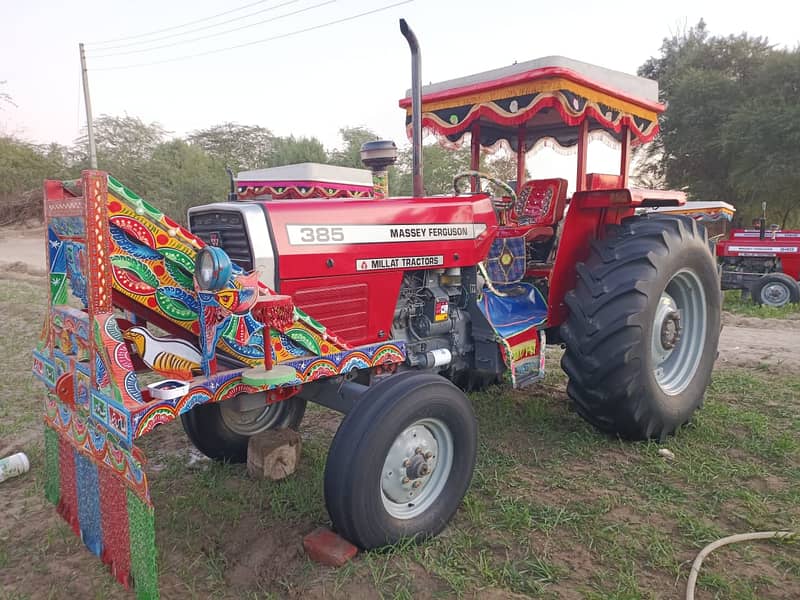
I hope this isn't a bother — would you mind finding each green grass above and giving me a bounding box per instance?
[723,289,800,318]
[1,276,799,599]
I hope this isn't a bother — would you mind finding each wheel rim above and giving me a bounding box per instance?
[380,418,454,520]
[760,282,790,307]
[651,269,707,396]
[219,395,287,436]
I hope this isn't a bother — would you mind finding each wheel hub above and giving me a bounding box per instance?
[382,425,439,504]
[404,451,431,479]
[651,269,708,396]
[660,311,681,350]
[762,282,790,306]
[380,418,454,520]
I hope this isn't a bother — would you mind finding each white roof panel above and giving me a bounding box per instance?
[407,56,659,105]
[237,163,373,187]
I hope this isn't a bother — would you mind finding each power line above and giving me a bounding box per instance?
[91,0,333,58]
[88,0,283,47]
[92,0,413,72]
[87,0,301,53]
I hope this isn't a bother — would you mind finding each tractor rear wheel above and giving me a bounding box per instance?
[324,372,477,549]
[750,273,800,307]
[180,392,306,462]
[560,214,721,440]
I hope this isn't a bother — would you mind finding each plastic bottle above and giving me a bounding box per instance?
[0,452,30,483]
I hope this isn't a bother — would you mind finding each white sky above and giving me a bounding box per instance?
[1,0,797,189]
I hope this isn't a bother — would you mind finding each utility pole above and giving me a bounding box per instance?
[79,43,98,169]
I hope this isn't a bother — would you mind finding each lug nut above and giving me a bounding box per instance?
[415,447,423,455]
[402,476,410,484]
[420,464,429,476]
[412,481,422,489]
[423,451,433,459]
[402,458,410,467]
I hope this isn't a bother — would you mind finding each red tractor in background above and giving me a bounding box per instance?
[182,20,721,547]
[717,204,800,307]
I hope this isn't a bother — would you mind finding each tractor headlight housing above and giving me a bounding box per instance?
[195,246,232,291]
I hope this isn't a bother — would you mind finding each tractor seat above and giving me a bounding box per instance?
[479,235,547,338]
[511,178,568,242]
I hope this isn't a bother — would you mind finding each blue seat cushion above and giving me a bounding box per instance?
[478,283,548,339]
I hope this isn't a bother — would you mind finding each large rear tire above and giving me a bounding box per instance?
[324,372,477,549]
[181,393,306,462]
[560,214,721,440]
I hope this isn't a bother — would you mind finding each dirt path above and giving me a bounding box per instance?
[0,226,46,276]
[719,312,800,371]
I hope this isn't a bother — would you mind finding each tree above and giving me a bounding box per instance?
[722,51,800,227]
[636,21,791,225]
[142,140,228,224]
[392,143,472,196]
[73,115,167,191]
[188,123,273,172]
[269,135,327,166]
[0,81,14,110]
[329,126,380,169]
[0,136,70,198]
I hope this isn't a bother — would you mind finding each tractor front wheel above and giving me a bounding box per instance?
[180,392,306,462]
[750,273,800,307]
[324,372,477,549]
[560,214,721,440]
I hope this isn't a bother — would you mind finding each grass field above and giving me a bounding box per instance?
[722,290,800,319]
[1,277,798,599]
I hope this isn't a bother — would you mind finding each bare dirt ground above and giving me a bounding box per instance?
[0,226,47,281]
[720,311,800,371]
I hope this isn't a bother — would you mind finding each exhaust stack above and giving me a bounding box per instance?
[400,19,423,197]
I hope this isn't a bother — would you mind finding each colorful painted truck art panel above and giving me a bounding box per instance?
[33,171,406,599]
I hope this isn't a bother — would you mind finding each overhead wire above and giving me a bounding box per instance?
[90,0,334,58]
[92,0,413,72]
[88,0,285,47]
[87,0,301,54]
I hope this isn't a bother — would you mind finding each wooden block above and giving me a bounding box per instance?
[247,428,302,481]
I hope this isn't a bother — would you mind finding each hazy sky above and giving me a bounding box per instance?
[1,0,797,186]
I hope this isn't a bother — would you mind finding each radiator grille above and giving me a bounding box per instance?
[189,210,254,272]
[293,283,369,342]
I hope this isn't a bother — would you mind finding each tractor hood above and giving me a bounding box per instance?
[260,194,498,281]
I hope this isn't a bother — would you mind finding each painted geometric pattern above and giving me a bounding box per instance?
[408,77,660,150]
[130,340,406,438]
[44,423,158,599]
[105,176,346,366]
[237,182,372,200]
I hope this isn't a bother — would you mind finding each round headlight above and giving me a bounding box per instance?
[194,246,232,291]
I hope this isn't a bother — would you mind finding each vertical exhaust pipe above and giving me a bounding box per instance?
[400,19,423,197]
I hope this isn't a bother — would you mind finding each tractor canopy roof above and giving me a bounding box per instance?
[399,56,664,153]
[237,163,373,188]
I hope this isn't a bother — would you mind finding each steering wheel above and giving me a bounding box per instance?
[453,170,517,219]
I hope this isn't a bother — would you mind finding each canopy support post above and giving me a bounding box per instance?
[516,128,527,193]
[576,120,589,191]
[470,123,481,192]
[619,125,631,188]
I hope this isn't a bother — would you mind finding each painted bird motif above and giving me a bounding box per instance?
[123,326,202,381]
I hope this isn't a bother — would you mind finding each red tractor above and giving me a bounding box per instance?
[716,204,800,307]
[182,21,721,547]
[34,23,722,586]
